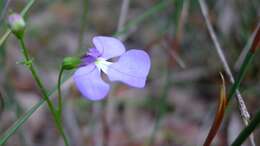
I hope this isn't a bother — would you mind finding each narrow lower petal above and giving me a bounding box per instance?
[73,64,110,100]
[92,36,126,60]
[107,50,151,88]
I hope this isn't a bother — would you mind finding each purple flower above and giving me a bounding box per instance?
[73,36,151,100]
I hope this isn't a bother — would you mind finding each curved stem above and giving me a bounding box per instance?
[203,74,227,146]
[57,66,64,118]
[18,38,69,146]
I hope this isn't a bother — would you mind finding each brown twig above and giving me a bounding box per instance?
[250,23,260,53]
[203,73,227,146]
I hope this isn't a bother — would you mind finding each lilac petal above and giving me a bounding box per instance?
[73,64,110,100]
[107,49,151,88]
[87,48,101,58]
[80,55,96,66]
[92,36,126,60]
[81,48,102,66]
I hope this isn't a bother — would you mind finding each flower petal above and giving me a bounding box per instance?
[87,48,101,58]
[107,49,151,88]
[73,64,110,100]
[92,36,126,60]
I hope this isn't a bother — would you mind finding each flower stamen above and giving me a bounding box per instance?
[95,57,113,74]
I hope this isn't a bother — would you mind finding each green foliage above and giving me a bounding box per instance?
[231,109,260,146]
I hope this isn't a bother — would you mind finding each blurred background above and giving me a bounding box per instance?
[0,0,259,146]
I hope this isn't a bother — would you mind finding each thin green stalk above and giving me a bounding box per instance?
[231,109,260,146]
[57,66,65,118]
[227,52,255,102]
[20,0,35,17]
[18,38,69,146]
[19,39,54,108]
[228,21,260,101]
[0,30,11,47]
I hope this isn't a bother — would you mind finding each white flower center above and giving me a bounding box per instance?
[95,57,113,74]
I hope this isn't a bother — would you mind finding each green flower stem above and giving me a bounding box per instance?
[231,109,260,146]
[18,38,69,146]
[57,66,65,118]
[227,52,255,102]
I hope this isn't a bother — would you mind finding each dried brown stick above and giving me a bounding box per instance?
[203,73,227,146]
[176,0,189,42]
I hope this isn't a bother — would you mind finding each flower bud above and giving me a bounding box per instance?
[62,57,81,70]
[8,13,26,39]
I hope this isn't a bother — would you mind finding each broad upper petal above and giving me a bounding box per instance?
[73,64,110,100]
[107,49,151,88]
[92,36,126,60]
